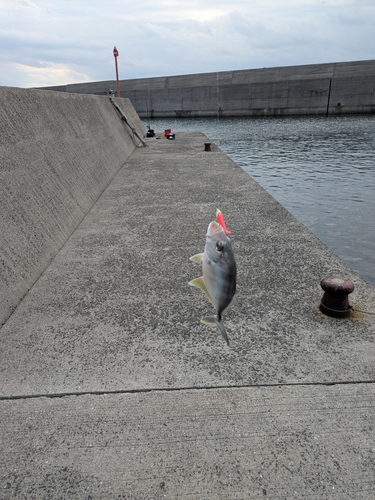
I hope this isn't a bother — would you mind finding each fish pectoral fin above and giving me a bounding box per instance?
[188,277,213,305]
[201,316,230,346]
[189,253,204,265]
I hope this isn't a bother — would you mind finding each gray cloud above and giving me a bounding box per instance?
[0,0,374,88]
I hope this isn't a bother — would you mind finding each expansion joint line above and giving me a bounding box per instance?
[1,379,374,402]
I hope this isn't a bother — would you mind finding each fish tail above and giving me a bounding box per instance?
[217,320,230,346]
[201,315,230,346]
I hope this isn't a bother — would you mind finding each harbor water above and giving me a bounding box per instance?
[143,116,375,288]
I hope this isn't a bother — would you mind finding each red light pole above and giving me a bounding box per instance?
[113,46,121,98]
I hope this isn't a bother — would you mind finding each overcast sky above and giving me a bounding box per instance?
[1,0,374,88]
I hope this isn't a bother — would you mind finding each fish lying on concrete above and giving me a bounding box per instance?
[189,220,237,345]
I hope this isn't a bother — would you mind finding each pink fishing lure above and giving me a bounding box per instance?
[216,208,232,235]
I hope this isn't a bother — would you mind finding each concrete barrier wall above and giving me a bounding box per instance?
[0,87,145,325]
[40,60,375,117]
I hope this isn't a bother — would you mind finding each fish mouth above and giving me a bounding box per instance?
[207,221,222,237]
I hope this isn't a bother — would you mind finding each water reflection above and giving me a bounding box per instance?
[144,115,375,287]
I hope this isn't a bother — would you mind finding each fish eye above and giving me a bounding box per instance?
[216,241,224,252]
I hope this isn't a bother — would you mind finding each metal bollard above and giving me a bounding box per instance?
[319,276,354,318]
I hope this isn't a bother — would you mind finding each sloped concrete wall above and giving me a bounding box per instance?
[0,87,145,325]
[40,60,375,117]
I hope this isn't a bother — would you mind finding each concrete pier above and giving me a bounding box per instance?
[1,89,374,498]
[40,59,375,117]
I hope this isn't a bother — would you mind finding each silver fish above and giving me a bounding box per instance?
[189,220,237,345]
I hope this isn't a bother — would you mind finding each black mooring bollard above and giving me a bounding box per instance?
[204,143,211,151]
[320,276,354,318]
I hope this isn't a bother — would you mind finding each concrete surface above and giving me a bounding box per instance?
[1,128,374,498]
[0,87,145,325]
[2,384,374,499]
[39,59,375,117]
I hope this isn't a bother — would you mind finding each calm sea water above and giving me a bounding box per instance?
[143,116,375,288]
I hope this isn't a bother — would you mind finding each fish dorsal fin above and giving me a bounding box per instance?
[189,253,204,264]
[188,276,213,305]
[231,295,240,310]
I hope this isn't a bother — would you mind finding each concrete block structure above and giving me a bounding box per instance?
[40,60,375,117]
[0,87,145,325]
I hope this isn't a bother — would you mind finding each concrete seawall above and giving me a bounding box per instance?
[0,87,145,325]
[40,59,375,117]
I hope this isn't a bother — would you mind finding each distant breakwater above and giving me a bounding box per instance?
[39,60,375,118]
